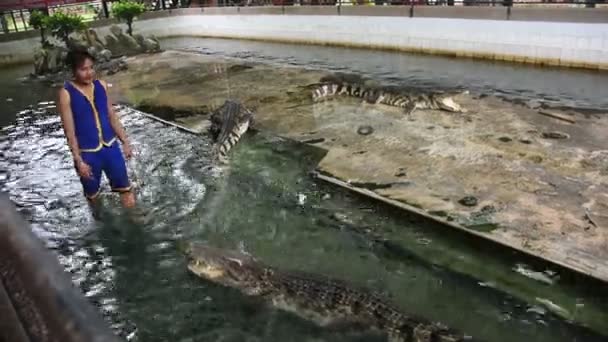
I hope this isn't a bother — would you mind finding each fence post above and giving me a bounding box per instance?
[0,13,7,34]
[19,9,27,31]
[102,0,110,18]
[9,11,18,32]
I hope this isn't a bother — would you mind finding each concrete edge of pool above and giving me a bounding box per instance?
[129,105,608,286]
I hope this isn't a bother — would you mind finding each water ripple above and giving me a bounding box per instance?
[1,102,213,340]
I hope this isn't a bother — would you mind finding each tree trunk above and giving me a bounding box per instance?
[127,21,133,36]
[63,33,70,48]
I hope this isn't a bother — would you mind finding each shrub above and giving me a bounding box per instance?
[45,12,87,46]
[111,0,146,36]
[28,10,49,46]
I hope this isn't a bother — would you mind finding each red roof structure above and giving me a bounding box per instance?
[0,0,94,11]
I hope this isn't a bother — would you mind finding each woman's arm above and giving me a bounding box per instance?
[57,88,83,163]
[101,80,130,145]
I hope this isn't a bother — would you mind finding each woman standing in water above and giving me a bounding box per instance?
[57,49,137,211]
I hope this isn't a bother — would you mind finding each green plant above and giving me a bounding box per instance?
[45,12,87,46]
[29,10,48,46]
[111,0,146,36]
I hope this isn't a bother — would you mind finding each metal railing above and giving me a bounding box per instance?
[0,193,122,342]
[192,0,605,7]
[0,0,605,34]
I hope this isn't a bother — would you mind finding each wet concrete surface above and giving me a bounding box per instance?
[106,50,608,283]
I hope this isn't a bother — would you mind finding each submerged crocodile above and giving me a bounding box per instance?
[207,99,255,163]
[182,242,474,342]
[310,74,468,115]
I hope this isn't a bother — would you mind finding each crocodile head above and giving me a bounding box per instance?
[183,242,263,292]
[433,91,469,113]
[209,100,254,162]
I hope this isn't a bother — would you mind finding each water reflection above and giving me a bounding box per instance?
[1,100,607,341]
[162,37,608,112]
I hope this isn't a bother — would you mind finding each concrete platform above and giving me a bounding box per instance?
[106,50,608,283]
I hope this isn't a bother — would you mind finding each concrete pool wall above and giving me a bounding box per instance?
[1,6,607,70]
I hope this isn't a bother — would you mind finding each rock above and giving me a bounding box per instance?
[29,25,156,80]
[104,34,119,52]
[134,34,145,44]
[519,138,532,144]
[48,47,66,73]
[33,48,48,75]
[542,131,570,140]
[525,99,543,109]
[394,168,407,177]
[142,38,160,53]
[101,58,129,76]
[458,196,478,207]
[357,125,373,135]
[87,46,99,58]
[67,36,89,51]
[480,205,496,214]
[34,45,67,75]
[99,49,112,62]
[148,34,160,44]
[104,32,139,56]
[117,33,141,54]
[109,25,123,37]
[84,28,104,49]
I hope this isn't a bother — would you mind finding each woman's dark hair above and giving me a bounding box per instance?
[65,49,95,72]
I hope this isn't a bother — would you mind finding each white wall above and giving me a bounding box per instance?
[134,15,608,69]
[3,14,608,69]
[0,36,42,65]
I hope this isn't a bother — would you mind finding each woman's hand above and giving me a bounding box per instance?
[75,158,92,179]
[122,142,133,160]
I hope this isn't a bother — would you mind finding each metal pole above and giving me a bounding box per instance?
[10,11,18,32]
[0,13,8,34]
[102,0,109,18]
[19,9,27,30]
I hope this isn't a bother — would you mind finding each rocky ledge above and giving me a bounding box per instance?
[30,25,161,86]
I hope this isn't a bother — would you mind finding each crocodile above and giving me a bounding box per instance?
[310,74,468,115]
[208,99,255,164]
[182,242,474,342]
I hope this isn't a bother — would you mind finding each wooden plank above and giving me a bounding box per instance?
[537,109,576,124]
